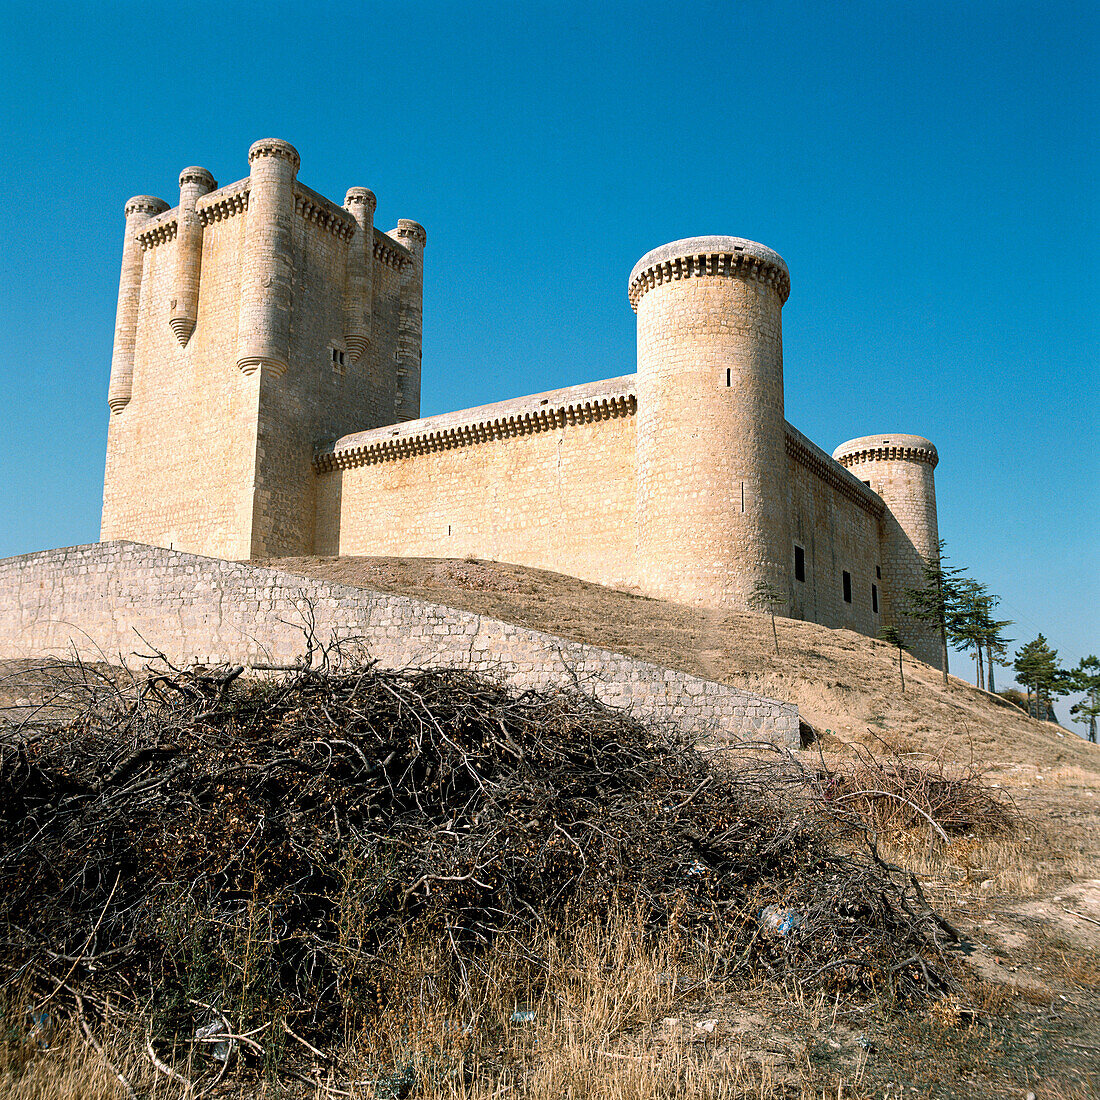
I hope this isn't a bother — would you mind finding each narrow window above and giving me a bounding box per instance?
[843,571,852,604]
[726,368,732,387]
[876,565,881,579]
[872,584,879,613]
[794,545,806,583]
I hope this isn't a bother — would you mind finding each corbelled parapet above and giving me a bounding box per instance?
[343,187,377,363]
[236,139,300,376]
[392,219,426,422]
[107,195,170,413]
[632,235,792,613]
[628,236,790,312]
[833,434,939,470]
[170,166,217,346]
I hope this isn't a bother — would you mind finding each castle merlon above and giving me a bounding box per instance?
[315,376,637,472]
[628,235,791,311]
[784,423,886,518]
[832,434,939,469]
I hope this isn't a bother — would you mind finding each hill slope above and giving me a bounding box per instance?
[263,555,1097,777]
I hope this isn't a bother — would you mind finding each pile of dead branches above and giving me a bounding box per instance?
[1,656,962,1085]
[818,747,1018,840]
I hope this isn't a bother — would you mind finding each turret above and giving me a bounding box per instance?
[630,236,792,611]
[169,167,217,345]
[392,219,426,422]
[107,195,169,412]
[342,187,376,362]
[236,139,300,376]
[832,434,941,665]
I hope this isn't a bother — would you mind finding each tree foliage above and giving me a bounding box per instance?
[904,540,971,685]
[1012,635,1071,723]
[1069,655,1100,743]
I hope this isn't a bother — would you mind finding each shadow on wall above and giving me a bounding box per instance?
[313,468,343,557]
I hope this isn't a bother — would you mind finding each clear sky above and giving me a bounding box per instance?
[0,1,1096,716]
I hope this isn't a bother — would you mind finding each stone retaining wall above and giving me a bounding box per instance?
[0,542,798,745]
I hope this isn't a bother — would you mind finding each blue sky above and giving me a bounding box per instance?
[0,1,1096,712]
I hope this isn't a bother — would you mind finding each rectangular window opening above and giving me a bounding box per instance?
[872,583,879,614]
[843,571,852,604]
[794,545,806,583]
[726,368,732,387]
[876,565,881,579]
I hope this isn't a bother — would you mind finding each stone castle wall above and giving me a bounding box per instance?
[102,143,421,561]
[315,378,639,591]
[0,543,799,746]
[786,427,884,636]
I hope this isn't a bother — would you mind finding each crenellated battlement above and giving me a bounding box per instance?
[628,236,791,311]
[785,425,885,518]
[294,183,356,240]
[136,209,179,250]
[833,435,939,469]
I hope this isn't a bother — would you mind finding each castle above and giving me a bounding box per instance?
[102,139,942,666]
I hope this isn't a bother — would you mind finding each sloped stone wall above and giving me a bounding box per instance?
[0,542,798,746]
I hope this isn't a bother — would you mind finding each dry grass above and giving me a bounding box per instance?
[1,913,837,1099]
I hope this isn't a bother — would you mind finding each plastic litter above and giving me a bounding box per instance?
[194,1017,233,1063]
[759,904,803,936]
[26,1011,51,1049]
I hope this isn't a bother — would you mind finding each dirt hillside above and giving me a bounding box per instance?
[264,555,1098,778]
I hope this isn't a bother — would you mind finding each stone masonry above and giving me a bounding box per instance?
[100,139,943,667]
[0,543,799,747]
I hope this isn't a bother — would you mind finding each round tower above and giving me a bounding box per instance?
[832,434,941,665]
[170,166,217,345]
[630,236,792,611]
[236,139,300,376]
[108,195,169,413]
[393,219,426,422]
[342,187,376,363]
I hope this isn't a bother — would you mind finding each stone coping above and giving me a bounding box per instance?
[316,376,637,472]
[785,423,886,518]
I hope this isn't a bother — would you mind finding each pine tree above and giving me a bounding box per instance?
[1013,635,1070,722]
[948,585,1013,691]
[1069,656,1100,743]
[904,540,971,685]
